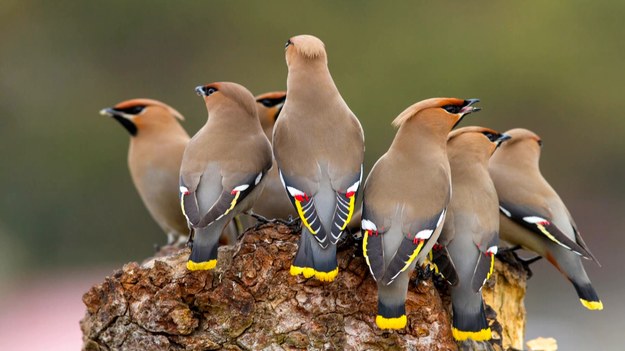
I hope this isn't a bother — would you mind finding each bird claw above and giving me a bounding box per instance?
[412,264,433,288]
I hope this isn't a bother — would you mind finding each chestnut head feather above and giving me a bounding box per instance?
[255,91,286,132]
[448,126,510,156]
[100,98,185,136]
[392,97,480,128]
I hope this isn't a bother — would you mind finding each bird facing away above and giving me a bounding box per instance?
[488,128,602,310]
[180,82,273,271]
[362,97,481,330]
[100,99,191,244]
[273,35,365,282]
[437,126,510,342]
[250,91,297,221]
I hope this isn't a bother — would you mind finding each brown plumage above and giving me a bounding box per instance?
[180,82,273,271]
[274,34,365,282]
[362,98,480,329]
[489,128,602,310]
[100,99,190,244]
[249,91,296,220]
[438,126,509,341]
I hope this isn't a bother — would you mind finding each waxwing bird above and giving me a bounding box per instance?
[273,35,365,282]
[488,128,602,310]
[100,99,191,244]
[362,98,481,330]
[250,91,297,220]
[255,91,287,141]
[180,82,273,271]
[436,126,510,342]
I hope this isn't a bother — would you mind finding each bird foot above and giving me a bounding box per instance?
[412,265,433,288]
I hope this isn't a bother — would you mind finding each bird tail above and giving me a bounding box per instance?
[311,238,338,282]
[375,275,409,330]
[187,224,222,271]
[291,230,339,282]
[290,229,316,279]
[451,300,492,342]
[572,281,603,310]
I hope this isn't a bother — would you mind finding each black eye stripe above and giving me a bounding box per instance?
[482,132,499,142]
[257,96,286,107]
[114,105,145,115]
[442,105,462,114]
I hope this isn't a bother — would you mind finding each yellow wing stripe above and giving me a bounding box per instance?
[339,195,356,231]
[537,223,559,242]
[223,191,241,217]
[295,199,317,234]
[400,240,425,273]
[486,253,495,282]
[362,231,371,266]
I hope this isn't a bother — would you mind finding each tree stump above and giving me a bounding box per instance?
[81,223,527,351]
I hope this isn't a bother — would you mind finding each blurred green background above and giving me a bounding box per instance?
[1,1,623,349]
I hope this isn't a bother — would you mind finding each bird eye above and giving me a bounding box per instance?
[442,105,462,114]
[482,132,498,142]
[116,105,145,115]
[537,139,543,147]
[285,39,292,48]
[260,99,272,107]
[205,87,217,96]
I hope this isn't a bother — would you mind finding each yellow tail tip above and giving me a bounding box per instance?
[290,265,316,278]
[186,259,217,271]
[452,327,492,342]
[314,267,339,282]
[375,315,407,329]
[580,299,603,310]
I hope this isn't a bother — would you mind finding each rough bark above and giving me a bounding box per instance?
[81,224,527,351]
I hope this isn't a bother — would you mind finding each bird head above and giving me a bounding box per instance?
[448,126,511,156]
[497,128,543,152]
[284,34,328,67]
[195,82,257,119]
[392,97,481,132]
[255,91,286,135]
[100,98,184,136]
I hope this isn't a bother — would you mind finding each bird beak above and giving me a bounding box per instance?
[495,133,511,147]
[195,86,206,97]
[99,107,116,117]
[100,107,138,136]
[459,99,481,116]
